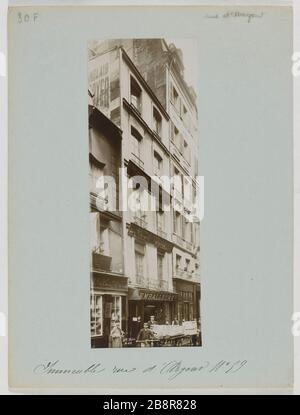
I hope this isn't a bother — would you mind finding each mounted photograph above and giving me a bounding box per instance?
[88,39,201,348]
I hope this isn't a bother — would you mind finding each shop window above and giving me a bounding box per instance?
[130,76,142,113]
[111,295,122,329]
[153,107,162,137]
[91,294,103,336]
[183,302,190,321]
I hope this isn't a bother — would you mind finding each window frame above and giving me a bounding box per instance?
[91,293,103,337]
[130,76,142,113]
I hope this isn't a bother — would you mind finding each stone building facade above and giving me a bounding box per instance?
[88,39,201,346]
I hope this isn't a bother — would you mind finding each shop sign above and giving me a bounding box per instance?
[93,274,128,292]
[139,290,177,302]
[88,53,110,117]
[183,320,198,335]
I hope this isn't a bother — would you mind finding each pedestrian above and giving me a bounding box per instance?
[172,316,179,325]
[137,323,154,347]
[109,321,123,348]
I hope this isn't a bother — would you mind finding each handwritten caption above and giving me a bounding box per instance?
[33,359,247,381]
[205,11,264,23]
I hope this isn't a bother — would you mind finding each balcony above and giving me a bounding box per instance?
[131,153,144,170]
[174,267,193,280]
[92,251,112,272]
[185,240,193,252]
[133,216,148,229]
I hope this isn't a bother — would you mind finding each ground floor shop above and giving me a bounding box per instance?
[90,272,128,348]
[173,279,200,323]
[90,277,201,348]
[127,288,177,338]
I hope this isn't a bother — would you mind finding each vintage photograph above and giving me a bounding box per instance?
[88,39,201,348]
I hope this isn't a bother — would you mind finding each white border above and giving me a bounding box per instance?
[0,0,298,395]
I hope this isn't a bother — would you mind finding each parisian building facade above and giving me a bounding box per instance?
[88,39,201,348]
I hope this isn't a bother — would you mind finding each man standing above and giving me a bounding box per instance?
[137,323,154,347]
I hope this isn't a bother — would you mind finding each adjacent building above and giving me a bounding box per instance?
[89,103,126,348]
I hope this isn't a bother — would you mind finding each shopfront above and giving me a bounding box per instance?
[173,279,199,323]
[91,272,128,348]
[128,288,177,338]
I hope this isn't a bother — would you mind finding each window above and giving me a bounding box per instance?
[174,126,180,143]
[131,126,143,167]
[131,135,140,158]
[176,254,181,269]
[89,156,104,194]
[111,295,122,329]
[153,107,162,136]
[135,241,145,279]
[156,211,164,231]
[99,223,109,255]
[174,127,180,149]
[174,211,181,234]
[154,151,163,175]
[183,140,191,164]
[183,302,190,321]
[130,76,142,113]
[157,253,164,281]
[91,294,103,336]
[185,259,190,272]
[182,215,185,240]
[182,104,187,121]
[173,167,182,195]
[172,87,180,113]
[186,221,192,243]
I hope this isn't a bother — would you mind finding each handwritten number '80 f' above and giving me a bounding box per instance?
[17,13,39,24]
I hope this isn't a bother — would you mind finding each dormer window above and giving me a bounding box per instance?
[130,76,142,113]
